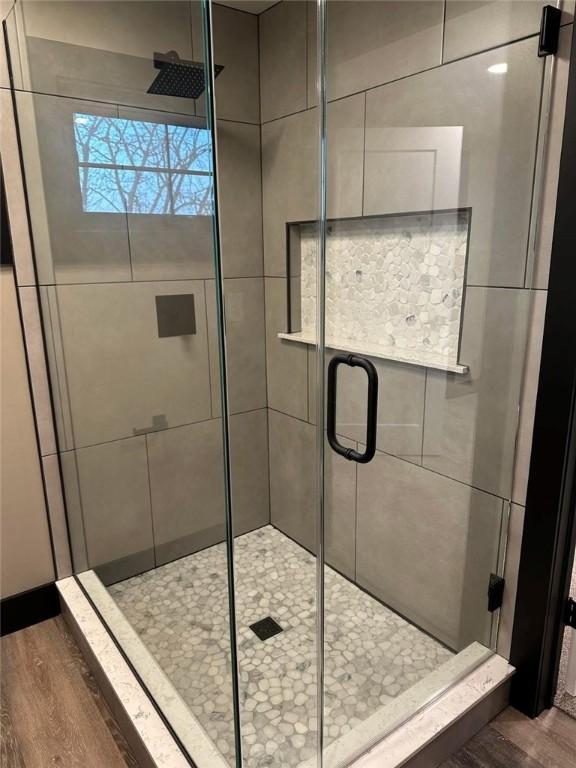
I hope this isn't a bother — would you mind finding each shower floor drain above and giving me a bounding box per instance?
[249,616,283,641]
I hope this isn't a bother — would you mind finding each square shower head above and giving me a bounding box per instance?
[148,51,224,100]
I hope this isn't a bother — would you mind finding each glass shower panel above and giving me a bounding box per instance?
[206,1,324,765]
[7,1,239,763]
[314,0,547,765]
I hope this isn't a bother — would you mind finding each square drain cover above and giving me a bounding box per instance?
[249,616,283,641]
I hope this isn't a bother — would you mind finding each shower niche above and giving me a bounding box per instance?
[281,209,471,374]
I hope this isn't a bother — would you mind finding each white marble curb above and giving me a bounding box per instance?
[57,577,223,768]
[350,653,513,768]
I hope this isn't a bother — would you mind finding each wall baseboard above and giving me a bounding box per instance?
[0,582,60,636]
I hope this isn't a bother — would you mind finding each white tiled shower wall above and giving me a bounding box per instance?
[1,0,574,655]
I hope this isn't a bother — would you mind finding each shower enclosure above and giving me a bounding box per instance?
[2,0,564,765]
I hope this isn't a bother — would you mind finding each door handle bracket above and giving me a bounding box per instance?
[327,353,378,464]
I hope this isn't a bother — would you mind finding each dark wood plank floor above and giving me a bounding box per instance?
[1,616,139,768]
[2,616,576,768]
[441,706,576,768]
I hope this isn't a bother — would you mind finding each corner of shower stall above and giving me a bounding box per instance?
[2,0,571,766]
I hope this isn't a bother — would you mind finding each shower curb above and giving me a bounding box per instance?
[58,576,514,768]
[352,654,514,768]
[57,577,194,768]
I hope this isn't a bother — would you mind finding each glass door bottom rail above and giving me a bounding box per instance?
[97,525,474,767]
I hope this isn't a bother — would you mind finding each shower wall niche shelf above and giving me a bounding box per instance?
[283,209,471,375]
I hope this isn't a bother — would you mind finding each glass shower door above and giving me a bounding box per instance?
[201,1,324,766]
[315,0,549,765]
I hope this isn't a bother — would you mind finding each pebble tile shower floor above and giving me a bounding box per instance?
[109,526,453,767]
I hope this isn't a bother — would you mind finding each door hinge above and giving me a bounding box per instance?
[565,597,576,629]
[488,573,505,612]
[538,5,561,57]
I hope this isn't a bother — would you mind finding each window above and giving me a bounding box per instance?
[73,113,213,216]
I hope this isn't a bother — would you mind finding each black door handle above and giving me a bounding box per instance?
[327,353,378,464]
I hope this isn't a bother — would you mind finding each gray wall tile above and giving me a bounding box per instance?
[217,120,264,278]
[15,92,132,285]
[325,93,365,219]
[262,96,364,276]
[423,287,531,499]
[512,290,547,506]
[16,1,195,112]
[54,280,211,448]
[206,278,267,416]
[113,106,216,283]
[265,278,308,421]
[269,408,316,550]
[259,0,307,123]
[121,116,263,284]
[75,436,155,575]
[443,1,544,62]
[364,39,542,288]
[307,1,444,103]
[262,108,319,276]
[147,418,227,565]
[533,25,573,289]
[148,411,269,565]
[268,408,355,578]
[356,452,502,650]
[230,409,271,536]
[324,436,357,581]
[196,3,260,124]
[308,349,425,462]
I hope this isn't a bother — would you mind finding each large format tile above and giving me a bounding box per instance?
[309,350,425,462]
[533,25,573,289]
[269,409,316,551]
[229,409,271,537]
[356,453,503,650]
[194,3,260,124]
[54,280,211,448]
[147,411,269,565]
[16,0,195,113]
[262,95,364,276]
[262,108,319,276]
[422,287,531,499]
[265,277,309,421]
[444,1,545,62]
[206,278,267,416]
[364,39,543,288]
[259,0,307,122]
[512,290,547,506]
[217,120,263,278]
[324,436,357,580]
[307,0,444,104]
[75,436,155,577]
[268,409,356,577]
[147,419,227,565]
[15,92,131,285]
[116,106,215,282]
[325,93,365,219]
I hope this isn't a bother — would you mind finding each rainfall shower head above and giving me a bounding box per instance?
[147,50,224,100]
